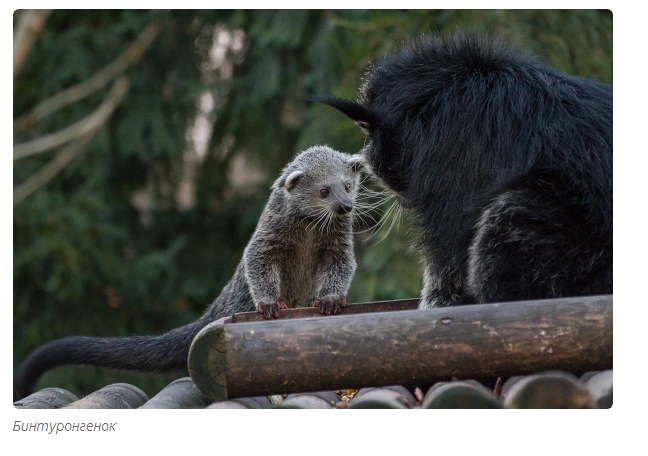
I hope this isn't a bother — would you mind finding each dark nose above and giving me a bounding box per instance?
[337,202,353,214]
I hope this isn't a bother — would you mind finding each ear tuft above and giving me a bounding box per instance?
[348,155,366,173]
[356,121,371,135]
[284,170,304,190]
[309,95,376,128]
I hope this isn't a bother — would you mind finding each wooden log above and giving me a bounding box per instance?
[139,377,211,409]
[206,401,248,409]
[500,376,525,401]
[188,316,233,401]
[14,387,78,409]
[276,395,334,409]
[275,390,340,409]
[62,383,148,409]
[422,382,501,409]
[580,371,601,383]
[189,295,612,400]
[348,387,417,409]
[232,298,420,323]
[206,396,271,409]
[503,371,598,408]
[286,390,339,405]
[584,370,613,408]
[425,379,484,396]
[355,385,416,402]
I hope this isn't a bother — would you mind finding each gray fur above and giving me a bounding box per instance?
[244,145,361,313]
[16,145,363,398]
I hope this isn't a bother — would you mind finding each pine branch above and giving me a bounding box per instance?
[13,9,52,83]
[14,19,162,133]
[13,77,130,206]
[14,78,131,161]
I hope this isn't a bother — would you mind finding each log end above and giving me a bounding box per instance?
[188,316,232,401]
[503,371,598,409]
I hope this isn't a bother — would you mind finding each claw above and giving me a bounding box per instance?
[258,300,288,319]
[314,295,347,316]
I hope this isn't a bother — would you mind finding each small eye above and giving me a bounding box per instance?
[344,182,351,193]
[320,188,330,198]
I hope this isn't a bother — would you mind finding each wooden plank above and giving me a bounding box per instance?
[232,298,420,323]
[189,295,612,400]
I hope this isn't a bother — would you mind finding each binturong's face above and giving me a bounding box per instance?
[274,145,365,222]
[311,96,413,208]
[359,121,412,207]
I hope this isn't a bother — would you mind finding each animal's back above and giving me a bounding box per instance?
[316,33,612,306]
[364,35,612,268]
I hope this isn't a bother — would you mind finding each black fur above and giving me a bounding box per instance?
[317,33,612,307]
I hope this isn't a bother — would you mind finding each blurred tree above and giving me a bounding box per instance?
[13,9,612,397]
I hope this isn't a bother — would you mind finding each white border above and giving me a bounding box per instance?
[6,3,645,455]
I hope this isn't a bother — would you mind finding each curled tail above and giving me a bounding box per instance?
[16,263,254,398]
[16,323,200,399]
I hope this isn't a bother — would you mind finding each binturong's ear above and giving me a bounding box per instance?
[308,95,376,134]
[348,155,366,173]
[272,170,304,190]
[284,170,304,189]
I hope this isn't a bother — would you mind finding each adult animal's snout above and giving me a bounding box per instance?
[337,202,353,214]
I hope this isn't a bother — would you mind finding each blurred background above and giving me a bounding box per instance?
[13,9,612,397]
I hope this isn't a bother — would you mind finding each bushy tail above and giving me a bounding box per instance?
[15,318,205,399]
[16,264,254,399]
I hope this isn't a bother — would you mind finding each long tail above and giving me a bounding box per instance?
[16,264,253,398]
[16,322,201,399]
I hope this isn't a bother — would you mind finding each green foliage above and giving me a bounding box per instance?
[13,9,612,398]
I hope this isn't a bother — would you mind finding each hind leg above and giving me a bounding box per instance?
[466,186,611,303]
[420,261,463,308]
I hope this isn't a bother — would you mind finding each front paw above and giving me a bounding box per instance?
[313,295,346,315]
[258,299,287,319]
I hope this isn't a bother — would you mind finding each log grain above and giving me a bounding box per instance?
[62,383,148,409]
[139,377,211,409]
[14,387,78,409]
[189,295,612,400]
